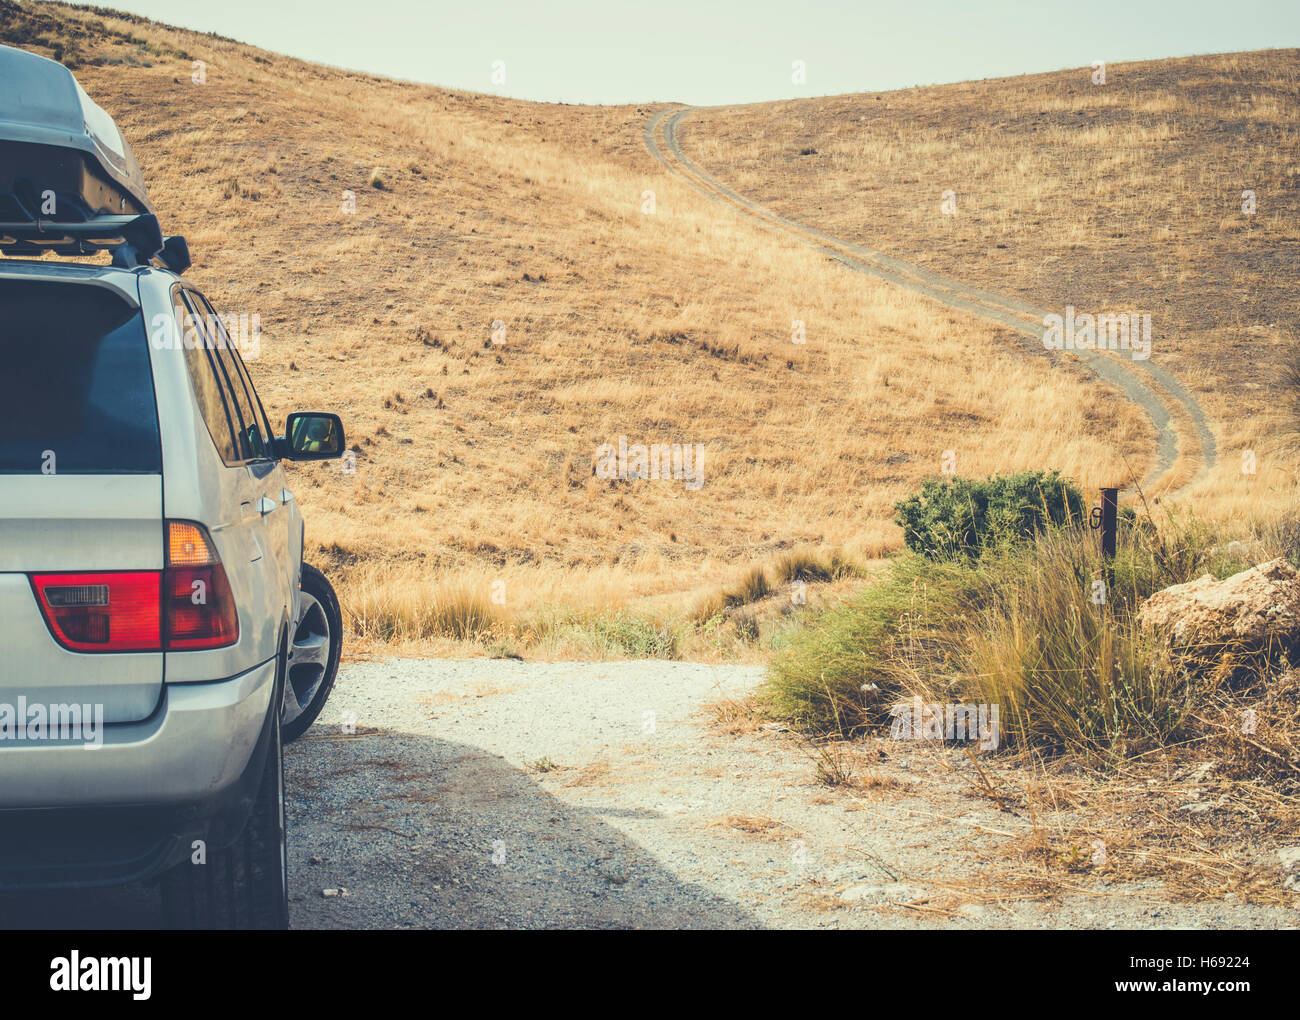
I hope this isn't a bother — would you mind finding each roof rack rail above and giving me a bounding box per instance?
[0,212,187,272]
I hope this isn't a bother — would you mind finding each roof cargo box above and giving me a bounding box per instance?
[0,42,154,222]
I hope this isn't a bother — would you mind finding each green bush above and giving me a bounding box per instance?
[893,470,1086,560]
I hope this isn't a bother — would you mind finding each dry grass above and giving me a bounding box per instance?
[990,744,1300,907]
[564,759,613,787]
[525,756,561,774]
[704,694,765,735]
[0,2,1159,656]
[707,813,794,839]
[790,733,1300,909]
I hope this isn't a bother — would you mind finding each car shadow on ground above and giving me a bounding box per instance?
[286,728,763,929]
[0,729,762,930]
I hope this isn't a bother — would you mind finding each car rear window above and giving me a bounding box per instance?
[0,278,162,474]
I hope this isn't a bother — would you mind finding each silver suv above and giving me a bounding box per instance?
[0,44,344,928]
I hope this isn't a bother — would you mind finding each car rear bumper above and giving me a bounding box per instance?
[0,657,275,809]
[0,658,276,890]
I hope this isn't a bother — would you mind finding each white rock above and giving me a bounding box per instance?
[1280,847,1300,890]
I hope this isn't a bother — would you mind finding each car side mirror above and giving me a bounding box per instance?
[281,411,345,460]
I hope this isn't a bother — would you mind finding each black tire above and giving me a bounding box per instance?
[160,678,289,930]
[282,563,343,743]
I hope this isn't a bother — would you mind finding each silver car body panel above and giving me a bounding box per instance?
[0,657,274,808]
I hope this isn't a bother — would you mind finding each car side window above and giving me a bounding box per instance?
[187,290,268,461]
[174,289,241,465]
[194,292,276,453]
[231,346,277,453]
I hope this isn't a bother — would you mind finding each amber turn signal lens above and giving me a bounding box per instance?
[167,521,216,567]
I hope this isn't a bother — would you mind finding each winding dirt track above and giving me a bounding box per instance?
[645,107,1217,493]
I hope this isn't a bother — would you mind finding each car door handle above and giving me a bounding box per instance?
[256,496,277,515]
[280,488,294,505]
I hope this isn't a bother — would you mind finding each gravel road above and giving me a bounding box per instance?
[4,657,1294,929]
[284,659,1296,929]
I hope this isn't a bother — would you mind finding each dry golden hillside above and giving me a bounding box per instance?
[8,2,1290,658]
[682,52,1300,518]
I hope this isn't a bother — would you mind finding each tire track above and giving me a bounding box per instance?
[645,107,1217,493]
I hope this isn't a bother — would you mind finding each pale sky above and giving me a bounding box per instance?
[71,0,1300,106]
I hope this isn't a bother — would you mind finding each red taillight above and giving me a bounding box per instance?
[31,571,161,652]
[30,522,238,653]
[163,521,239,650]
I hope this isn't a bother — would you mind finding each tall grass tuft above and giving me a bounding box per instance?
[763,555,984,737]
[771,547,857,584]
[690,565,772,622]
[692,547,859,624]
[954,527,1202,759]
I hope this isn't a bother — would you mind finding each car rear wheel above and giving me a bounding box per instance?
[159,684,289,930]
[282,563,342,743]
